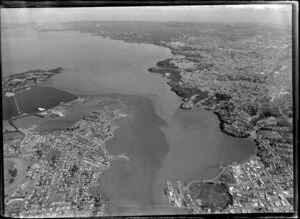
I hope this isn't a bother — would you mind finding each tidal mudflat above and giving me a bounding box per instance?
[97,94,174,215]
[96,93,255,215]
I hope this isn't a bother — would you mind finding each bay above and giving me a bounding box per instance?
[2,24,255,215]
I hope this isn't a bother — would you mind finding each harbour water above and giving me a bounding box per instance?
[2,23,256,215]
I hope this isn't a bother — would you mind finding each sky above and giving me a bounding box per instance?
[1,4,292,26]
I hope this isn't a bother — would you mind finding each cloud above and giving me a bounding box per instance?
[1,4,292,25]
[224,4,291,10]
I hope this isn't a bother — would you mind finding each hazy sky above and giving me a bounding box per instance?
[1,4,292,26]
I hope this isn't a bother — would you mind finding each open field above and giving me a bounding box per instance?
[188,181,233,212]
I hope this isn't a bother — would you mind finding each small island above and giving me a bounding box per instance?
[3,67,63,94]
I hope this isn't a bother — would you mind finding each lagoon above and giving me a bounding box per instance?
[2,95,19,120]
[2,86,77,120]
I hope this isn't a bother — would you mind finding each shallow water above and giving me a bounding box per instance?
[98,94,171,215]
[2,86,77,120]
[2,95,19,120]
[2,24,256,215]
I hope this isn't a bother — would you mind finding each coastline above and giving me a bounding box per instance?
[148,59,254,139]
[40,23,253,144]
[3,43,257,214]
[95,92,171,216]
[61,24,256,141]
[3,21,293,215]
[127,36,263,211]
[3,85,79,123]
[186,148,259,191]
[4,82,172,215]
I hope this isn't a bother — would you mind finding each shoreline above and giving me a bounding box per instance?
[59,24,256,141]
[3,85,80,122]
[34,23,256,143]
[2,36,258,206]
[186,149,259,191]
[3,93,130,217]
[3,23,293,215]
[146,55,258,179]
[2,33,258,189]
[148,60,254,139]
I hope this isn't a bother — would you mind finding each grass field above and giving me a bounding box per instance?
[4,158,32,197]
[188,181,233,212]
